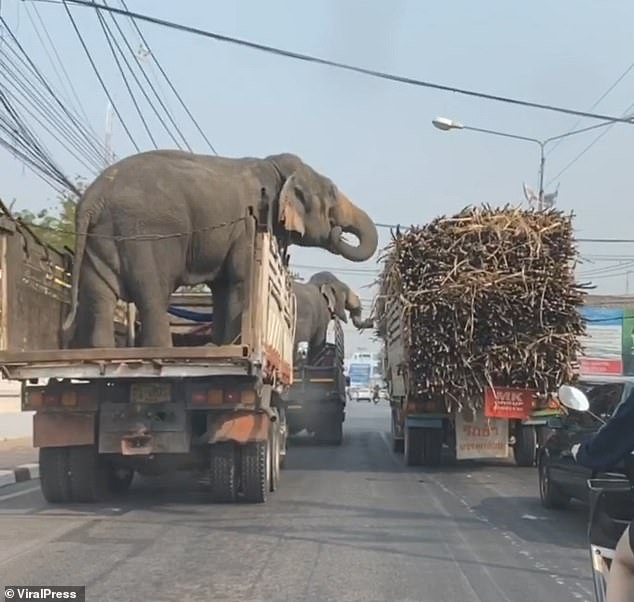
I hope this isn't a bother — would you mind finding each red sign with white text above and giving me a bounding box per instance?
[484,387,536,420]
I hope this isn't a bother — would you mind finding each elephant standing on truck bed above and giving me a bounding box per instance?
[63,150,378,348]
[293,271,372,362]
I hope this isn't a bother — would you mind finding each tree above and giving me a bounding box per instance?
[12,178,85,252]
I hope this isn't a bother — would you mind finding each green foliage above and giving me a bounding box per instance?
[12,178,86,252]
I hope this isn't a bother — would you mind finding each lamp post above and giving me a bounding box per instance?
[432,117,620,210]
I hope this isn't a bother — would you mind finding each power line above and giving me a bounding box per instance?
[0,15,107,166]
[103,3,189,150]
[546,98,634,186]
[24,1,97,139]
[0,35,106,169]
[546,59,634,157]
[37,0,634,126]
[117,0,216,154]
[60,0,139,152]
[374,221,634,244]
[94,6,157,148]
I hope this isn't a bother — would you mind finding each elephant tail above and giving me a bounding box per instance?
[61,203,92,334]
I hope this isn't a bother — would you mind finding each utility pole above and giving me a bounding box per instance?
[104,101,114,168]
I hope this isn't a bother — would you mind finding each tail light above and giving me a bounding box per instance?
[23,388,94,411]
[190,387,257,407]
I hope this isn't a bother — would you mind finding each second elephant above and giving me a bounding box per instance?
[293,271,372,362]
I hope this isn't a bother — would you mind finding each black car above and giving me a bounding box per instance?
[537,379,633,509]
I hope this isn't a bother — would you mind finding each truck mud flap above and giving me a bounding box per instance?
[208,412,271,445]
[34,412,95,448]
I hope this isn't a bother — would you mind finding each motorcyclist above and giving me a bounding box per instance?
[570,387,634,602]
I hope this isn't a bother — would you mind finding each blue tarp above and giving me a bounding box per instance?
[167,305,213,322]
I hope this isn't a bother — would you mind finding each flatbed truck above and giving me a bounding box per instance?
[0,206,296,503]
[283,317,346,445]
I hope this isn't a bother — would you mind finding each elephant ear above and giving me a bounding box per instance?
[278,175,306,236]
[320,284,348,323]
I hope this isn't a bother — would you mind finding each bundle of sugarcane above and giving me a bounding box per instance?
[375,205,589,411]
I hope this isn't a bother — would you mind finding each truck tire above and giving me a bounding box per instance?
[393,438,404,453]
[39,447,72,504]
[270,428,280,492]
[240,440,270,503]
[316,415,343,445]
[514,425,537,467]
[209,442,237,503]
[391,411,404,453]
[404,427,422,466]
[539,461,570,509]
[420,428,443,466]
[68,445,110,503]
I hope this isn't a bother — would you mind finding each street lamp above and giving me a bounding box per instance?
[432,116,621,209]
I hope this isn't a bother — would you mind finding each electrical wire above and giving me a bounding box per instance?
[0,53,104,170]
[24,1,96,138]
[40,0,634,125]
[0,35,106,169]
[546,98,634,187]
[546,59,634,157]
[103,3,189,150]
[117,0,216,154]
[0,15,108,165]
[60,0,139,151]
[94,6,157,147]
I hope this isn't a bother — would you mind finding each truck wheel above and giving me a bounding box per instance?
[404,427,422,466]
[514,425,537,467]
[107,467,134,494]
[270,428,280,492]
[68,445,110,503]
[39,447,72,504]
[420,428,443,466]
[209,442,237,503]
[316,415,343,445]
[539,461,569,509]
[240,440,270,503]
[330,419,343,445]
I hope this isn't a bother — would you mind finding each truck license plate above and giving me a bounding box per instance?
[130,383,172,404]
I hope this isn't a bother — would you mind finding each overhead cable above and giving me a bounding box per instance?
[39,0,634,125]
[60,0,139,151]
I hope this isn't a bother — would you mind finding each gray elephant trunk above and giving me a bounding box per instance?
[331,193,378,262]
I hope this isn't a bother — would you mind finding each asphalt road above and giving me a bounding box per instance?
[0,402,594,602]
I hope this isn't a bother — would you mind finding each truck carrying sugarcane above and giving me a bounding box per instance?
[375,205,587,467]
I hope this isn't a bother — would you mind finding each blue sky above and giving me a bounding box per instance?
[2,0,634,353]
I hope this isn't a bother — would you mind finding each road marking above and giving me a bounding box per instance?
[0,484,39,502]
[378,429,592,602]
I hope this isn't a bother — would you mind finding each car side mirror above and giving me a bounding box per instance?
[345,376,351,386]
[546,417,564,430]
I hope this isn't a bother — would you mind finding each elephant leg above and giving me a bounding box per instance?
[224,280,245,345]
[136,302,172,347]
[75,265,117,348]
[121,244,174,348]
[209,282,227,346]
[210,280,245,346]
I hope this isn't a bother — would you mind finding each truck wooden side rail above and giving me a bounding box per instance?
[0,207,296,504]
[383,300,557,467]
